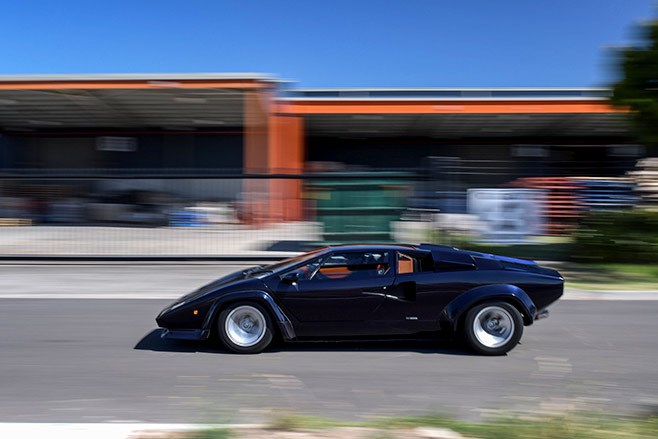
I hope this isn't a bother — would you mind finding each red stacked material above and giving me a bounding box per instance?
[627,157,658,207]
[509,177,584,236]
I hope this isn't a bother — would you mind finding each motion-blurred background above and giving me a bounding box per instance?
[1,1,657,270]
[3,2,658,435]
[0,77,656,266]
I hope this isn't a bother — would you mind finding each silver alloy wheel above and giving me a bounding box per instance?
[224,305,267,347]
[472,305,515,348]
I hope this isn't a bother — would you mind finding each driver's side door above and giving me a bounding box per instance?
[271,250,394,336]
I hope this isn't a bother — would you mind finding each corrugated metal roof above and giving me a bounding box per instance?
[0,73,280,82]
[285,87,612,100]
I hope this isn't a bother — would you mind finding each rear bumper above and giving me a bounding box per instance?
[160,328,210,341]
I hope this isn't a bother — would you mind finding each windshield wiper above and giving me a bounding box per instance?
[242,265,273,276]
[242,265,263,275]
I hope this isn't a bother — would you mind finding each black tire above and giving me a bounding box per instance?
[463,301,523,355]
[217,302,274,354]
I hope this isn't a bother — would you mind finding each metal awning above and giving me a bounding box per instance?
[0,80,630,137]
[281,88,629,138]
[0,88,247,129]
[0,73,277,130]
[304,113,630,138]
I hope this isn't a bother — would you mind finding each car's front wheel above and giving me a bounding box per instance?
[463,302,523,355]
[217,302,273,354]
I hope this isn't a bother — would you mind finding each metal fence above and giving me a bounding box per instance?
[0,158,652,258]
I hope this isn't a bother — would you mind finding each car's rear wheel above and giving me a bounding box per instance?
[463,302,523,355]
[217,302,273,354]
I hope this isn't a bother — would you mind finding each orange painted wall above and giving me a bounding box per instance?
[269,114,304,174]
[243,93,305,223]
[244,90,270,173]
[268,114,305,221]
[242,90,271,224]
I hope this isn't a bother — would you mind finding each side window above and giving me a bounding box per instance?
[283,257,323,281]
[398,253,416,274]
[313,251,390,280]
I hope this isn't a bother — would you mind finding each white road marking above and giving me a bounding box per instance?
[0,423,263,439]
[0,294,179,299]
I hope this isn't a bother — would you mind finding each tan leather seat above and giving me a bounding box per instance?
[319,266,351,279]
[398,257,414,274]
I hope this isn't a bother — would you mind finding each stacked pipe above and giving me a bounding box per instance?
[509,177,584,236]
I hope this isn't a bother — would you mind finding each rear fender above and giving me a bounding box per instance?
[203,291,296,340]
[440,284,537,332]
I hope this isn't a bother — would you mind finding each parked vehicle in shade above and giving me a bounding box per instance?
[156,244,563,355]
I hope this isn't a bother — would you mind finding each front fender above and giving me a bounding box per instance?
[440,284,537,332]
[203,290,296,340]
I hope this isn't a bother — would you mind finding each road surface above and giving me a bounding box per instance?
[1,297,656,423]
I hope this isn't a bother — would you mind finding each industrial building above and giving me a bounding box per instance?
[0,73,644,232]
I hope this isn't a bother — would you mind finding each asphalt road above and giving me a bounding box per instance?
[1,298,657,424]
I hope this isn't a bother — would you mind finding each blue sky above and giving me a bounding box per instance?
[1,0,655,87]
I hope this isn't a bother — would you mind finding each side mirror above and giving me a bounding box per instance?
[282,272,300,284]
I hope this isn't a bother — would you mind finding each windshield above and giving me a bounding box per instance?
[261,248,328,273]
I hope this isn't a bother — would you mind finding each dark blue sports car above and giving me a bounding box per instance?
[156,244,563,355]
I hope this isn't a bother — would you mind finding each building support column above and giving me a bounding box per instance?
[243,92,305,223]
[268,114,305,221]
[243,90,271,224]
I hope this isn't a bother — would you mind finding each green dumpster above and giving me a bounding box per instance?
[304,174,411,243]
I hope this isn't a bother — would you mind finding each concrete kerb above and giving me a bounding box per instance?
[0,423,265,439]
[0,257,657,301]
[0,423,469,439]
[564,288,658,301]
[0,254,293,263]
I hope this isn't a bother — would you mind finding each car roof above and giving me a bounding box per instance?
[323,243,425,252]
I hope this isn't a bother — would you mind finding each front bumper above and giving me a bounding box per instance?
[160,328,211,341]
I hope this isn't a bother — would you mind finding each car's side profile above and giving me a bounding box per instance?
[156,244,564,355]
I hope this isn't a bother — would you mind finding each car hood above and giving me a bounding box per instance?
[172,267,269,305]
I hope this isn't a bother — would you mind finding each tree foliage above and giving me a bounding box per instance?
[612,20,658,147]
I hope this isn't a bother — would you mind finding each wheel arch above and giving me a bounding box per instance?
[440,284,537,332]
[203,290,296,340]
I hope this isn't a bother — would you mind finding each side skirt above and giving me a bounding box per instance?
[288,331,449,343]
